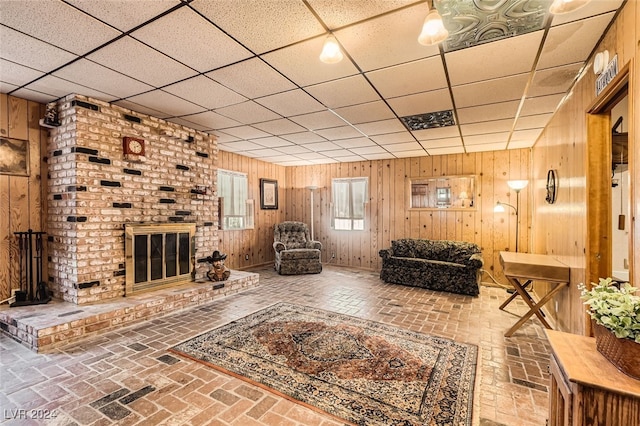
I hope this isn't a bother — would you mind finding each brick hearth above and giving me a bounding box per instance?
[0,270,259,353]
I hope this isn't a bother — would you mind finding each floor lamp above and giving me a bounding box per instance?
[494,180,528,252]
[306,186,318,241]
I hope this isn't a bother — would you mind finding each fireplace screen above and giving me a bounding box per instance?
[125,223,195,294]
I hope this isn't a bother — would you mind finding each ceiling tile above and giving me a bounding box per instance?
[131,7,252,72]
[87,36,196,87]
[308,0,417,29]
[214,101,282,124]
[220,126,270,140]
[538,13,615,69]
[460,119,514,137]
[256,89,324,117]
[452,73,530,108]
[315,126,365,140]
[163,75,246,110]
[211,132,240,144]
[280,132,327,144]
[464,133,510,145]
[191,0,325,54]
[333,101,396,124]
[302,141,343,152]
[295,152,332,160]
[53,59,154,99]
[529,63,583,98]
[371,132,415,145]
[446,31,543,86]
[456,101,520,125]
[0,0,121,55]
[22,75,116,102]
[333,137,376,149]
[511,128,543,142]
[507,139,536,149]
[125,90,206,117]
[9,88,57,104]
[242,148,283,158]
[413,126,461,141]
[66,0,181,32]
[207,58,296,99]
[420,137,463,149]
[520,94,565,116]
[217,140,264,152]
[387,89,453,117]
[0,60,45,87]
[393,149,428,158]
[305,75,380,109]
[320,149,357,158]
[515,113,553,130]
[0,82,19,94]
[366,56,447,99]
[250,137,294,148]
[351,145,388,155]
[275,145,313,155]
[0,26,77,72]
[166,117,211,131]
[360,152,395,160]
[384,141,424,152]
[261,36,360,87]
[335,155,366,162]
[550,0,622,27]
[253,119,307,135]
[335,4,438,72]
[355,119,406,136]
[289,110,346,130]
[113,99,172,119]
[465,143,507,152]
[181,111,241,130]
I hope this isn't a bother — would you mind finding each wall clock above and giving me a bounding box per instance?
[546,169,557,204]
[123,136,145,156]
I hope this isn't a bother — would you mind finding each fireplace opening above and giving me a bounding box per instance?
[125,223,196,294]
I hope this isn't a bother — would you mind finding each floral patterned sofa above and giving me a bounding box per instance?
[379,238,483,296]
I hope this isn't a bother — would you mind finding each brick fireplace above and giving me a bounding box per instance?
[46,95,219,305]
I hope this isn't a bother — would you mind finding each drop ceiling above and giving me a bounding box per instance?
[0,0,624,166]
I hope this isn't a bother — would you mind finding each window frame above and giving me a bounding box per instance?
[217,169,254,230]
[331,177,368,231]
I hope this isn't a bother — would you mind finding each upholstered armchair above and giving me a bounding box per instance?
[273,221,322,275]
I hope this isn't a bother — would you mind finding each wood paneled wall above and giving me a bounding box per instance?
[0,94,47,302]
[283,149,532,285]
[217,151,287,270]
[531,0,639,335]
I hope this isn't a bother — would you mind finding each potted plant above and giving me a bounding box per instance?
[578,277,640,380]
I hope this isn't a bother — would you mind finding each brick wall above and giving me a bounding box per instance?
[47,95,218,304]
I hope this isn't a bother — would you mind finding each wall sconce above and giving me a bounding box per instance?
[319,35,343,64]
[549,0,591,14]
[495,180,529,252]
[418,0,449,46]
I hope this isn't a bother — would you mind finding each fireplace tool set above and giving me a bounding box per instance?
[9,229,51,307]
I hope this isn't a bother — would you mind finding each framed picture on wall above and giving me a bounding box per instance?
[0,137,29,176]
[260,178,278,210]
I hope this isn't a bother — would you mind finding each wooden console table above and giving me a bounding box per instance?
[499,252,570,337]
[547,330,640,426]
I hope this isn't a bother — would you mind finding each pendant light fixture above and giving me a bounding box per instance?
[418,0,448,46]
[549,0,591,14]
[319,35,343,64]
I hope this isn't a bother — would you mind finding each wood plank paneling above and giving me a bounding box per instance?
[284,150,531,283]
[532,0,638,335]
[0,95,47,302]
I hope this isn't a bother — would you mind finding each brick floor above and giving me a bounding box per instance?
[1,265,551,425]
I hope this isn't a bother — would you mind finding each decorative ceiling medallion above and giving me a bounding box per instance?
[400,110,455,131]
[437,0,552,52]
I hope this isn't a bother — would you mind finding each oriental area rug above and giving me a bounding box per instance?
[170,302,477,426]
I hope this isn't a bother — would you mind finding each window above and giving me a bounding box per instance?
[331,177,368,230]
[218,169,254,230]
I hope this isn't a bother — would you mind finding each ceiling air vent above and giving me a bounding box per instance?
[400,110,455,131]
